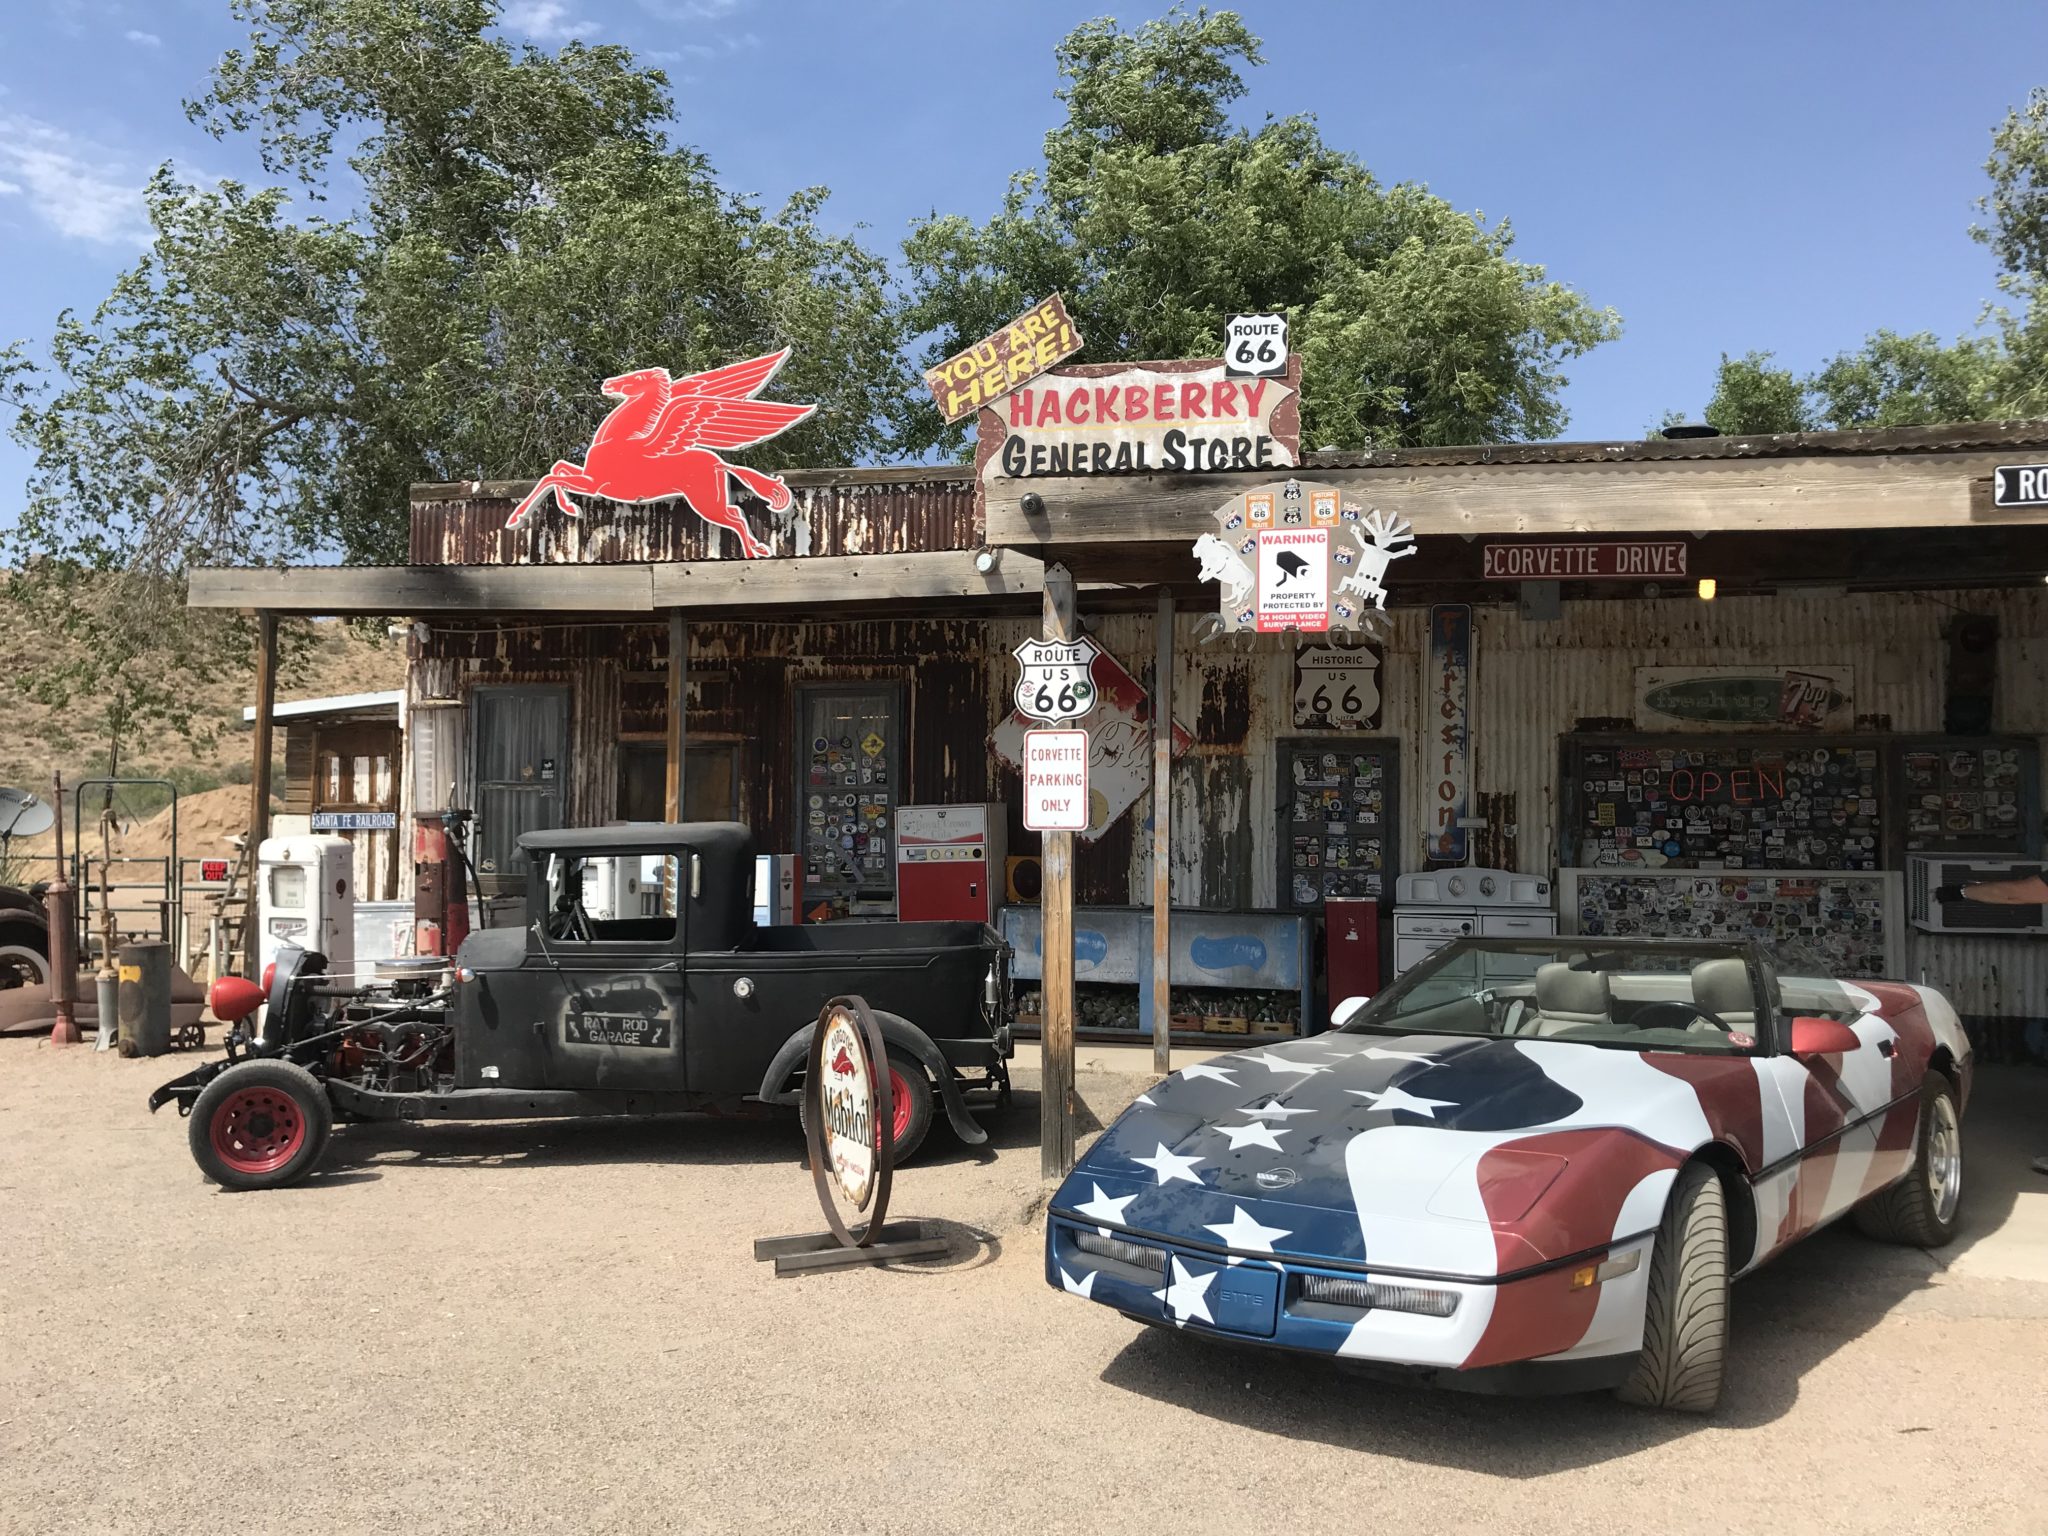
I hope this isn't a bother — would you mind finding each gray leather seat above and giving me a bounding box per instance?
[1690,957,1757,1028]
[1532,962,1612,1037]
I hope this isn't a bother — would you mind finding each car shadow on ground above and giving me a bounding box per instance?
[1094,1066,2035,1471]
[314,1109,802,1178]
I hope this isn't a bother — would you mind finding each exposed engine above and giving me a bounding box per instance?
[205,947,457,1101]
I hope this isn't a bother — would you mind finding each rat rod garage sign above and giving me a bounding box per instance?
[975,356,1302,483]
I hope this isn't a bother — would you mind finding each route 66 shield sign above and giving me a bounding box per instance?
[1013,636,1102,723]
[1225,313,1289,378]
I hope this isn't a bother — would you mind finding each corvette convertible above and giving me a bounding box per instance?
[1045,937,1970,1412]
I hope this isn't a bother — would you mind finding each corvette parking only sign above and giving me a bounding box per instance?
[1013,636,1102,722]
[1023,730,1090,832]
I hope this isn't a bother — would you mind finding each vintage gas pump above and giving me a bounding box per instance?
[411,810,472,959]
[257,833,356,978]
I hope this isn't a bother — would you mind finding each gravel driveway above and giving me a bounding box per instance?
[3,1038,2044,1535]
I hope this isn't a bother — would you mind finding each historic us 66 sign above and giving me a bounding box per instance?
[1013,636,1102,723]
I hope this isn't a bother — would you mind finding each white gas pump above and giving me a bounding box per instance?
[257,834,357,979]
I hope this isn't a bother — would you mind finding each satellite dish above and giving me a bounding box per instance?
[0,787,56,841]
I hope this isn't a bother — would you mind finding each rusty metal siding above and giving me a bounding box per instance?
[408,472,976,566]
[398,586,2047,1021]
[569,658,620,829]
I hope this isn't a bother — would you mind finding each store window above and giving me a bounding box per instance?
[616,742,738,825]
[795,682,903,908]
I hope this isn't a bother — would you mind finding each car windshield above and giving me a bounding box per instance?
[1344,939,1769,1054]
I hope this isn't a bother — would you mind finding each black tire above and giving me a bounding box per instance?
[1617,1160,1729,1413]
[188,1060,333,1191]
[799,1047,937,1165]
[0,938,49,991]
[1853,1075,1963,1248]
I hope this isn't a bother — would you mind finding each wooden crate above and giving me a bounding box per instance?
[1249,1019,1295,1037]
[1202,1015,1249,1035]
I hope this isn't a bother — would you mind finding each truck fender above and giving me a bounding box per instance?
[758,1011,988,1147]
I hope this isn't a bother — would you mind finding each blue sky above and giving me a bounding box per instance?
[1,0,2044,511]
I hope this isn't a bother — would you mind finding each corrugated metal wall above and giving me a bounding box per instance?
[400,584,2047,1018]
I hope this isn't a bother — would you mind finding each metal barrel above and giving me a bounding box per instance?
[116,941,174,1058]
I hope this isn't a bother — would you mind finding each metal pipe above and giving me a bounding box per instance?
[45,771,78,1045]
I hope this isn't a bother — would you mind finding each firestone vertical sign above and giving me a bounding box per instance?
[1426,604,1474,863]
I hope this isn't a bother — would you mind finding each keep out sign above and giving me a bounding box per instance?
[1023,729,1090,832]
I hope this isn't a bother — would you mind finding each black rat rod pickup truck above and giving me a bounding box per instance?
[150,823,1014,1190]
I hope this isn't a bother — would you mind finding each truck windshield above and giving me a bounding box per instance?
[1345,940,1765,1054]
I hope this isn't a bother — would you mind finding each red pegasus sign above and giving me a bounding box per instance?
[506,349,816,558]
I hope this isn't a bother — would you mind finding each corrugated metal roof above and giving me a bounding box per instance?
[1297,419,2048,469]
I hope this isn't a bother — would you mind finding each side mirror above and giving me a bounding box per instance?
[1331,995,1372,1029]
[1789,1015,1860,1058]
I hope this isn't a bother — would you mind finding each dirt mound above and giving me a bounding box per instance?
[11,783,257,867]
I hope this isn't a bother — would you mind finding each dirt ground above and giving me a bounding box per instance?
[2,1037,2045,1536]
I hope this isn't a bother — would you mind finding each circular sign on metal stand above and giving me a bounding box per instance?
[804,994,895,1248]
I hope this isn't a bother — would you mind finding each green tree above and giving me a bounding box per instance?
[1977,87,2048,415]
[896,8,1619,458]
[1699,352,1814,436]
[3,0,906,743]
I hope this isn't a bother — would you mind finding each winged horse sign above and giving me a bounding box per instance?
[505,349,816,558]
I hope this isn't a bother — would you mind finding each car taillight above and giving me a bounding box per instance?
[1299,1274,1461,1317]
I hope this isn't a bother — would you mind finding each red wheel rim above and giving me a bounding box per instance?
[889,1067,913,1145]
[209,1086,306,1176]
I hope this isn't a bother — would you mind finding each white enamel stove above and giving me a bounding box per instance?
[1392,866,1557,977]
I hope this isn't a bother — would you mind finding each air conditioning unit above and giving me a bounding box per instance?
[1907,854,2047,935]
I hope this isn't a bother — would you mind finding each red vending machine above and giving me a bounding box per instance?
[895,805,1007,924]
[1323,897,1381,1017]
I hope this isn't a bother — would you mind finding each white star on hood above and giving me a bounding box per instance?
[1360,1045,1440,1063]
[1347,1083,1456,1118]
[1058,1266,1098,1298]
[1246,1050,1332,1077]
[1202,1203,1292,1259]
[1131,1142,1206,1186]
[1178,1063,1238,1085]
[1214,1120,1288,1152]
[1073,1182,1138,1226]
[1241,1098,1313,1120]
[1152,1256,1217,1327]
[1132,1092,1156,1106]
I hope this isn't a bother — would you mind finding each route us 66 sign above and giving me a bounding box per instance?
[1013,635,1102,723]
[1225,313,1289,378]
[1293,641,1383,729]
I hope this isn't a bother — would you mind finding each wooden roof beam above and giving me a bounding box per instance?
[984,450,2048,548]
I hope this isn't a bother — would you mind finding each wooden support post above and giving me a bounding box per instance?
[245,611,277,974]
[1040,563,1079,1180]
[1152,588,1173,1075]
[664,610,687,822]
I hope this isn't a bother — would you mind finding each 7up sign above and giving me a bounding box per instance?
[1013,636,1102,724]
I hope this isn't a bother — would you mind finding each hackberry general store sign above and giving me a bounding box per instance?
[975,356,1302,483]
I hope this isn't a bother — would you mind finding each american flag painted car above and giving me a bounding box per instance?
[1045,937,1971,1412]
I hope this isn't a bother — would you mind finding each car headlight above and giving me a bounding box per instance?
[1072,1229,1166,1276]
[1299,1274,1460,1317]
